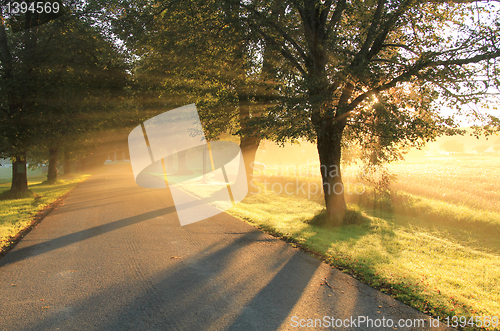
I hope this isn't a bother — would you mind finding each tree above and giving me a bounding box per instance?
[1,2,128,188]
[232,0,500,225]
[440,139,465,154]
[103,0,280,186]
[34,17,128,182]
[0,3,57,193]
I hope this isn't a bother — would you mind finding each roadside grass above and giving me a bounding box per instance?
[226,172,500,331]
[0,173,90,252]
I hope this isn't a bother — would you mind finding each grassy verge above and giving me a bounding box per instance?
[227,182,500,331]
[0,173,91,252]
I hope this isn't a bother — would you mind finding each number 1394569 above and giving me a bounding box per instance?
[4,2,60,15]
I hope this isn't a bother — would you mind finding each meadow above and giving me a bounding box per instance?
[226,156,500,331]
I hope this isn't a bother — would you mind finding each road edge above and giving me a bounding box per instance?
[0,177,90,261]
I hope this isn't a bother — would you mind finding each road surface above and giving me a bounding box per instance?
[0,164,455,330]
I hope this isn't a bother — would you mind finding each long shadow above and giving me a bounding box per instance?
[227,251,321,330]
[25,231,320,331]
[0,206,176,267]
[53,189,157,215]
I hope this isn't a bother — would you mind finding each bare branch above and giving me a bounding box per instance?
[347,46,500,112]
[380,43,418,54]
[366,0,414,60]
[358,0,386,60]
[252,24,307,77]
[428,50,500,67]
[369,58,407,66]
[325,0,347,40]
[239,2,310,64]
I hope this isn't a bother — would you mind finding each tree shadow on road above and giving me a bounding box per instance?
[0,206,176,266]
[22,225,321,331]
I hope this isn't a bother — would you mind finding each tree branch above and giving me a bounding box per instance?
[369,58,407,66]
[240,1,310,64]
[325,0,347,40]
[357,0,385,61]
[380,43,417,54]
[347,45,500,113]
[252,24,307,77]
[428,50,500,67]
[366,0,414,60]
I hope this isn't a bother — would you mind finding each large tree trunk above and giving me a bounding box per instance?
[10,152,29,193]
[240,135,261,185]
[47,146,59,182]
[317,127,346,226]
[239,102,261,187]
[310,81,350,226]
[64,151,71,175]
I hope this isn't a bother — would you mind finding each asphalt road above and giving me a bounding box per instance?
[0,164,455,331]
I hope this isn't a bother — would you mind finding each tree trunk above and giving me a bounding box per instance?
[10,152,29,193]
[240,134,261,185]
[47,146,59,182]
[238,98,261,189]
[316,125,347,226]
[64,151,71,175]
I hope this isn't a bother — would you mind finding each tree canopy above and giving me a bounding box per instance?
[73,0,500,225]
[0,1,128,190]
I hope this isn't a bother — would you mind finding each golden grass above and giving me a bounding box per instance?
[386,157,500,212]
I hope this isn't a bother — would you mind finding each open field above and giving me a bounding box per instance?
[226,156,500,330]
[387,157,500,213]
[1,157,498,329]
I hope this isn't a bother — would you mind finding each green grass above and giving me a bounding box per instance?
[0,172,91,252]
[224,159,500,331]
[0,167,44,184]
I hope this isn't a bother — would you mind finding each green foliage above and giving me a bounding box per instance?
[243,0,500,146]
[0,6,129,174]
[231,0,500,222]
[310,207,370,227]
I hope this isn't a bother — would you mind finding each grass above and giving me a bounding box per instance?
[0,171,90,252]
[386,156,500,213]
[223,156,500,331]
[0,167,44,184]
